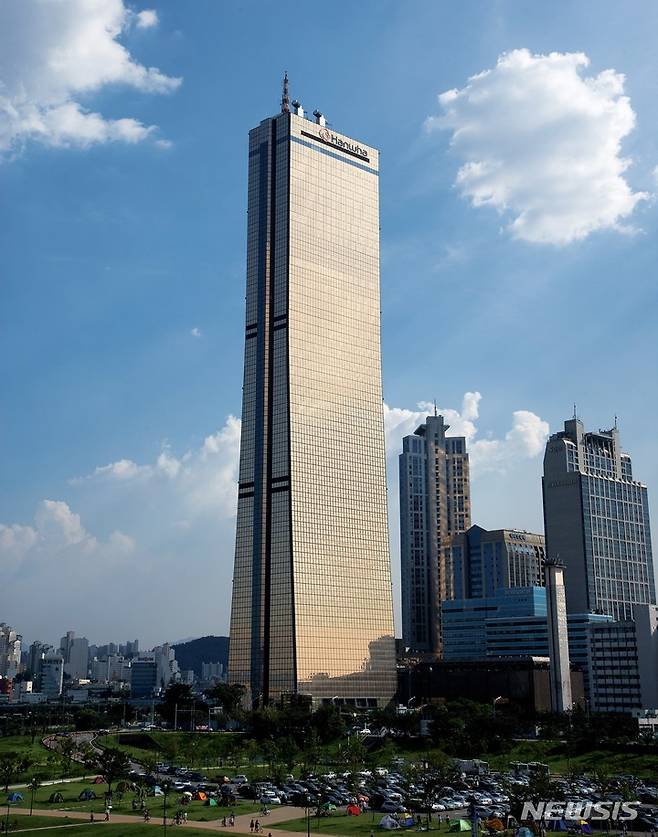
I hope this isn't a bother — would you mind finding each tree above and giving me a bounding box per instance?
[0,753,31,791]
[57,736,77,777]
[339,735,367,771]
[28,776,44,816]
[209,683,246,722]
[157,683,205,727]
[405,754,459,828]
[88,747,130,797]
[311,704,345,743]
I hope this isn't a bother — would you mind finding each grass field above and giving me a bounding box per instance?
[1,814,82,830]
[4,777,261,821]
[6,820,233,835]
[483,740,658,779]
[0,734,78,783]
[96,730,246,773]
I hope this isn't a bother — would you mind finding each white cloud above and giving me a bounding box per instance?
[383,392,549,475]
[190,327,202,338]
[1,402,548,643]
[0,0,181,155]
[428,49,649,244]
[135,9,158,29]
[0,415,241,645]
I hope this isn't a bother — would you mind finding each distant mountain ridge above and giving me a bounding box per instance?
[171,635,229,677]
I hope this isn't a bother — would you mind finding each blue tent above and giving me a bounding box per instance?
[7,792,24,802]
[548,820,569,832]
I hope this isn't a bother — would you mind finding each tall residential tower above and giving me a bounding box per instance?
[543,417,655,620]
[399,415,471,655]
[228,85,396,707]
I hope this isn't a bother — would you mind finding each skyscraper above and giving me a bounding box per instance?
[543,417,656,620]
[228,83,396,707]
[450,525,545,600]
[399,415,471,655]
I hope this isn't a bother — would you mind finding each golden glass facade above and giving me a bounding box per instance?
[228,110,396,707]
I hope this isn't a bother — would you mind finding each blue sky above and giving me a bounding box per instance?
[1,0,657,647]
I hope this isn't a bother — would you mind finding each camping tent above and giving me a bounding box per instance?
[516,827,534,837]
[79,790,96,801]
[7,792,23,802]
[399,814,415,828]
[486,817,504,832]
[547,820,568,832]
[347,803,361,816]
[194,791,207,801]
[48,792,64,803]
[380,814,401,830]
[205,798,218,806]
[93,776,105,784]
[449,819,471,832]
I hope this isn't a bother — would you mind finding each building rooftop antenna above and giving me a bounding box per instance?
[281,71,290,114]
[433,399,438,417]
[573,403,577,420]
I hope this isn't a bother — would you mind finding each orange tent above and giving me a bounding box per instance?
[194,791,207,801]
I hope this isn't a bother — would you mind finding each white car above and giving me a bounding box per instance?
[231,775,248,785]
[260,794,281,805]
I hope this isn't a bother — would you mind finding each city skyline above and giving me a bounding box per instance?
[2,1,658,645]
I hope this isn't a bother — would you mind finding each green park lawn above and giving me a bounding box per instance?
[483,739,658,779]
[0,734,82,783]
[4,777,261,821]
[96,730,246,772]
[273,817,577,837]
[1,814,82,830]
[6,820,232,835]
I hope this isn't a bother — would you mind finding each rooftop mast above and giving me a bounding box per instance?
[281,72,290,113]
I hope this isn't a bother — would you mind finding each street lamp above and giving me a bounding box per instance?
[29,777,40,816]
[492,696,505,720]
[4,800,14,833]
[162,780,171,836]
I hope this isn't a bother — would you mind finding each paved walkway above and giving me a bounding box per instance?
[10,805,313,836]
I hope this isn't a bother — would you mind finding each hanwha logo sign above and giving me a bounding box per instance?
[305,127,369,160]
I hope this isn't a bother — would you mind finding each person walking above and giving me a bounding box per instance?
[255,819,261,833]
[104,809,110,821]
[250,819,255,832]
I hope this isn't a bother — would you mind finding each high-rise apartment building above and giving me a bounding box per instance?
[451,525,545,600]
[0,623,21,679]
[60,631,89,681]
[40,655,64,697]
[543,417,655,620]
[228,83,396,707]
[399,414,471,655]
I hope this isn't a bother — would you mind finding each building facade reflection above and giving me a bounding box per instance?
[228,92,396,707]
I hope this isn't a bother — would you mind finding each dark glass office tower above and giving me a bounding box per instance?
[228,92,396,707]
[543,417,656,621]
